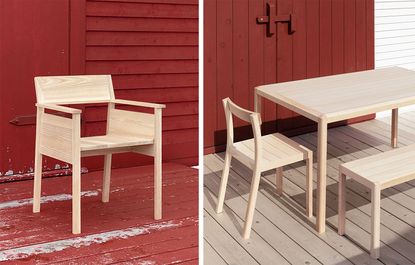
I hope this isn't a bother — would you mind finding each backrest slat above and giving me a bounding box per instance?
[222,97,262,148]
[35,75,114,104]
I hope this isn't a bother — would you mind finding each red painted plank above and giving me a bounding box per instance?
[86,46,198,61]
[86,1,198,18]
[355,0,367,71]
[112,73,197,89]
[232,0,250,119]
[87,32,198,46]
[344,0,356,72]
[86,60,197,75]
[319,0,332,76]
[90,0,198,5]
[70,0,86,75]
[216,0,233,132]
[332,0,345,74]
[306,0,319,78]
[86,17,198,32]
[366,0,375,69]
[0,164,197,257]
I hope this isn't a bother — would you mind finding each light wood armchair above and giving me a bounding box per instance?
[216,98,313,239]
[33,75,165,234]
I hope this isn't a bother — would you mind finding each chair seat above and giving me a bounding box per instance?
[232,133,309,171]
[80,134,154,151]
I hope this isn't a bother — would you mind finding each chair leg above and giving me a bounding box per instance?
[371,185,381,259]
[216,151,232,214]
[243,169,261,239]
[305,156,313,218]
[102,154,112,203]
[154,143,162,220]
[33,151,43,213]
[338,173,346,235]
[276,167,283,196]
[72,156,81,234]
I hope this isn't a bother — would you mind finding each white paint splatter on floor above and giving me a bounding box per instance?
[0,220,180,262]
[0,188,124,210]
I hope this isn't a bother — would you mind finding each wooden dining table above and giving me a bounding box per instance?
[254,67,415,233]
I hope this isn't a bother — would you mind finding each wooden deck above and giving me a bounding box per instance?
[204,111,415,265]
[0,163,198,264]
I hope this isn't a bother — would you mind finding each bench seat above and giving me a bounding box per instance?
[338,144,415,259]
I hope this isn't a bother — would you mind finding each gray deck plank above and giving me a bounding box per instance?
[205,113,415,265]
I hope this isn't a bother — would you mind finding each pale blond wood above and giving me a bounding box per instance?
[338,173,346,236]
[339,144,415,259]
[108,109,154,138]
[255,67,415,234]
[72,114,81,234]
[112,99,166,109]
[33,75,164,234]
[243,169,261,239]
[102,154,112,203]
[371,185,381,259]
[216,150,232,214]
[220,98,313,239]
[391,108,398,148]
[35,75,113,104]
[154,108,162,220]
[36,103,82,114]
[33,107,44,213]
[102,102,114,203]
[80,135,153,151]
[305,155,313,218]
[316,120,328,233]
[276,167,283,196]
[39,113,74,164]
[256,67,415,123]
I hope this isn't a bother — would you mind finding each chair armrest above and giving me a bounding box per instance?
[112,99,166,109]
[36,103,82,114]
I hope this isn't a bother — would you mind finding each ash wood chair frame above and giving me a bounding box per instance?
[216,98,313,239]
[338,144,415,259]
[255,67,415,233]
[33,75,165,234]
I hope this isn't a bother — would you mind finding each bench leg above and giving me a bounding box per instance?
[306,156,313,218]
[102,154,112,203]
[371,186,381,259]
[243,169,261,239]
[391,108,398,148]
[276,167,283,196]
[216,151,232,214]
[338,173,346,235]
[33,151,43,213]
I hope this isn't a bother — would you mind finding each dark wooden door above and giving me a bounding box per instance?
[204,0,375,153]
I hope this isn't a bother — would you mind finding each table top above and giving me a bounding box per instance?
[256,67,415,123]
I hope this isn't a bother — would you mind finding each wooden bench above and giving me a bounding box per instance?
[338,144,415,259]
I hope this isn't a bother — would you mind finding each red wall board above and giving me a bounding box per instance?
[0,0,198,177]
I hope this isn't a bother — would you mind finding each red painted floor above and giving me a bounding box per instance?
[0,163,198,264]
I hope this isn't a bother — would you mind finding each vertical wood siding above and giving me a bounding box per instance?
[204,0,375,152]
[375,0,415,70]
[0,0,198,177]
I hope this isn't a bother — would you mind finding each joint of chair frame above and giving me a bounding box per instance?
[111,99,166,109]
[36,103,82,114]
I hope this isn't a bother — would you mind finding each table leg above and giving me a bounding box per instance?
[316,120,328,233]
[254,92,261,114]
[391,108,398,148]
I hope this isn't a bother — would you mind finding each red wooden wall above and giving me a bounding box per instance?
[0,0,198,179]
[204,0,375,153]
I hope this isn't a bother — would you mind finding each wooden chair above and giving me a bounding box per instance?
[33,75,165,234]
[216,98,313,239]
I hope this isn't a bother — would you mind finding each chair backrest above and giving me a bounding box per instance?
[34,75,114,104]
[222,98,262,161]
